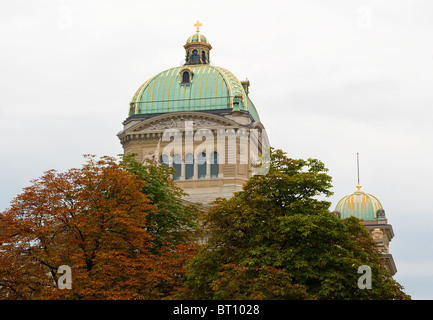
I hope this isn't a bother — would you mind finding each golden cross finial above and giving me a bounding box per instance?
[194,20,202,34]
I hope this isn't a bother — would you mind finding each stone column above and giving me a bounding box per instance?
[180,158,185,180]
[193,154,198,179]
[206,154,211,179]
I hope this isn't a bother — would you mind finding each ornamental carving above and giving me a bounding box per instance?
[371,228,384,240]
[132,117,231,133]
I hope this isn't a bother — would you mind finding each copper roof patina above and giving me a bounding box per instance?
[334,187,385,220]
[129,60,259,122]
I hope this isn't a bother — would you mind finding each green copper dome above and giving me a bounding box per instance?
[128,64,260,122]
[334,187,386,220]
[185,33,209,45]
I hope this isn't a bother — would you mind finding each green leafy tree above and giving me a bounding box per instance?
[119,154,199,250]
[183,148,410,300]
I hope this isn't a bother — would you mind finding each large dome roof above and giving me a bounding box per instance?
[128,64,260,122]
[334,187,385,220]
[128,28,261,123]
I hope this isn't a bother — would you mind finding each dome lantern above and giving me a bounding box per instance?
[184,21,212,65]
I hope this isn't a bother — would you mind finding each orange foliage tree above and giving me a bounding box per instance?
[0,155,197,299]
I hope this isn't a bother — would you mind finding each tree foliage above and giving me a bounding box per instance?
[0,155,197,299]
[119,154,198,250]
[0,149,410,300]
[182,149,410,300]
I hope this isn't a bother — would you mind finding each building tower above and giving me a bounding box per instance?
[333,177,397,275]
[117,22,267,204]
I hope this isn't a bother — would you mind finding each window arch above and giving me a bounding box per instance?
[191,49,200,62]
[173,154,182,180]
[185,153,194,180]
[197,152,206,179]
[182,71,190,83]
[210,152,219,178]
[160,154,169,167]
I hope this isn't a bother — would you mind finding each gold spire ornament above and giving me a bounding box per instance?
[194,20,202,34]
[356,152,361,191]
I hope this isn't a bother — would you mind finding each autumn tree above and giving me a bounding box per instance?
[182,148,410,300]
[119,154,198,250]
[0,155,197,299]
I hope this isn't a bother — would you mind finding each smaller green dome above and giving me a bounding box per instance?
[334,187,385,220]
[186,33,209,45]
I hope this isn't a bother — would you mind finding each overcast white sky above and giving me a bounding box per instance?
[1,0,433,299]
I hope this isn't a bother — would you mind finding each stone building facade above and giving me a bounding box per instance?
[117,24,268,204]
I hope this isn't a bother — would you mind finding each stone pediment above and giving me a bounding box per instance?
[129,114,238,134]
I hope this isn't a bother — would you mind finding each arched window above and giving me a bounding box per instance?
[191,49,200,62]
[182,71,190,83]
[173,154,182,180]
[210,152,219,178]
[160,154,169,167]
[201,51,207,64]
[197,152,206,179]
[185,153,194,180]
